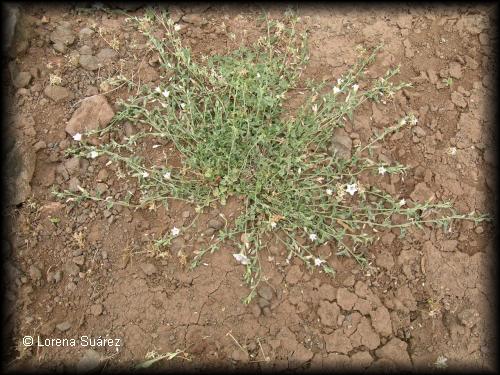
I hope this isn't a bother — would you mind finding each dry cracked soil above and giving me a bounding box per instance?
[2,3,498,373]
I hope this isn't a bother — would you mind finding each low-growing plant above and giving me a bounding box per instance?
[54,9,490,303]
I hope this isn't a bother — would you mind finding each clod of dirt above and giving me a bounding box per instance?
[79,27,94,41]
[65,95,115,136]
[90,304,103,316]
[325,330,353,354]
[374,337,412,368]
[285,265,303,285]
[56,321,72,332]
[449,62,463,79]
[350,351,374,368]
[336,287,358,311]
[44,85,72,102]
[317,300,340,327]
[409,182,435,203]
[139,262,157,276]
[318,284,337,302]
[350,317,380,350]
[370,306,393,337]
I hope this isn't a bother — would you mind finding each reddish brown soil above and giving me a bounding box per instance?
[3,3,497,372]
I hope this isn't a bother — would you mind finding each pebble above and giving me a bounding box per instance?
[140,262,157,276]
[208,218,224,230]
[44,85,72,102]
[257,285,274,301]
[90,303,103,316]
[79,54,100,71]
[56,321,72,332]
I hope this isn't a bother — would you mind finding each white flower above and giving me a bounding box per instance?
[270,222,277,229]
[309,233,317,241]
[89,151,99,159]
[434,356,448,368]
[337,78,343,85]
[141,171,149,178]
[411,117,418,125]
[162,89,170,98]
[400,118,407,126]
[314,258,325,267]
[163,171,171,180]
[352,83,359,92]
[73,133,82,141]
[326,188,333,196]
[155,86,161,93]
[256,73,261,78]
[312,104,318,113]
[399,198,406,206]
[333,86,341,94]
[345,183,358,196]
[378,166,387,175]
[171,226,180,237]
[180,103,186,109]
[174,24,181,31]
[233,253,251,265]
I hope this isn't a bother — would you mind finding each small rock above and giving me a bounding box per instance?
[96,48,117,65]
[68,177,81,192]
[330,128,352,159]
[79,55,100,71]
[182,13,204,26]
[441,240,458,252]
[448,62,462,79]
[285,265,303,285]
[56,321,72,332]
[410,182,434,203]
[257,285,274,301]
[140,262,157,276]
[96,183,108,194]
[208,218,224,230]
[44,85,72,102]
[13,71,32,88]
[451,91,467,108]
[181,210,190,218]
[65,95,115,136]
[79,45,92,55]
[50,25,75,46]
[79,27,94,41]
[90,304,103,316]
[28,265,42,281]
[64,157,80,175]
[457,308,480,328]
[33,141,47,152]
